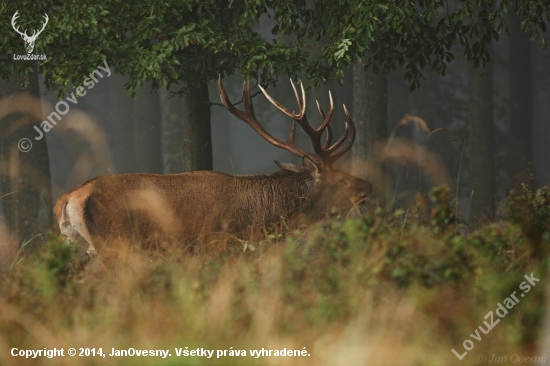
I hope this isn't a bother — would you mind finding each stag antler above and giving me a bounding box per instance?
[258,79,356,167]
[218,76,322,165]
[218,76,356,167]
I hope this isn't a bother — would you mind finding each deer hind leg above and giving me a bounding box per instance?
[57,199,107,275]
[59,199,95,253]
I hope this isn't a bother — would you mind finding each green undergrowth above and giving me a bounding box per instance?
[1,184,549,365]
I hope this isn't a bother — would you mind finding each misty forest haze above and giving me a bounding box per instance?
[0,2,549,365]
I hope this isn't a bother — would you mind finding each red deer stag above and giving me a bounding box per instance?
[54,77,372,256]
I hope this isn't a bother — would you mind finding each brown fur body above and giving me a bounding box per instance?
[54,164,372,253]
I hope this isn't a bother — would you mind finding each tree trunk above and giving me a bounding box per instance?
[508,13,533,178]
[161,81,213,174]
[133,82,161,173]
[352,58,387,202]
[468,63,496,220]
[352,61,387,170]
[0,63,52,247]
[531,27,550,186]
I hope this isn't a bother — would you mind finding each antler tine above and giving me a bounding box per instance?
[315,90,334,133]
[217,75,241,115]
[325,105,356,164]
[289,79,307,119]
[327,122,349,153]
[289,120,296,144]
[258,84,298,119]
[316,99,325,119]
[316,99,334,150]
[323,125,333,150]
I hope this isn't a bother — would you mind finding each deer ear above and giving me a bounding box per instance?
[274,160,303,173]
[302,156,321,179]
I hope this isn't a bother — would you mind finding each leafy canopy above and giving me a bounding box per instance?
[0,0,547,96]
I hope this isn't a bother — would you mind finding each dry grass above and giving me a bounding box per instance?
[0,186,545,366]
[1,246,441,366]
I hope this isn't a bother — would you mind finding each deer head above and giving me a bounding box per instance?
[12,11,49,54]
